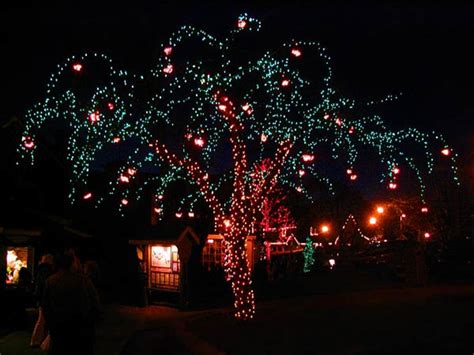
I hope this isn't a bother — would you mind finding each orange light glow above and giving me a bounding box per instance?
[369,217,377,225]
[320,225,330,233]
[424,232,431,238]
[376,206,385,214]
[223,219,231,228]
[421,207,428,213]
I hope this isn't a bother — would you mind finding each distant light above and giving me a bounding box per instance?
[350,174,358,181]
[424,232,431,239]
[223,219,231,228]
[296,186,302,192]
[392,166,400,175]
[401,213,407,218]
[72,63,83,72]
[329,259,336,268]
[441,148,451,156]
[369,217,377,225]
[107,102,115,110]
[175,212,183,218]
[291,48,302,57]
[346,169,353,175]
[321,225,330,233]
[112,137,121,143]
[218,104,227,112]
[389,182,397,190]
[193,137,205,147]
[83,192,92,200]
[188,212,195,218]
[163,46,173,56]
[421,207,429,213]
[154,207,162,214]
[157,194,164,200]
[260,133,268,142]
[207,239,214,244]
[127,168,137,176]
[121,199,129,206]
[281,79,290,87]
[348,126,355,134]
[376,206,385,214]
[335,118,342,126]
[298,169,305,177]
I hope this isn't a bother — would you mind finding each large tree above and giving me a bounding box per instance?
[19,14,458,320]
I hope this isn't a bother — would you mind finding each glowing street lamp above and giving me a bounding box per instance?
[320,224,330,234]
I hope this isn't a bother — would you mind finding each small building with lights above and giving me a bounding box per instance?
[202,234,257,272]
[129,225,201,301]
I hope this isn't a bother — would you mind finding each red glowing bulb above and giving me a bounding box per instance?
[72,63,83,72]
[291,48,302,57]
[154,207,162,214]
[194,137,205,147]
[346,169,353,175]
[175,212,183,218]
[218,104,227,112]
[321,225,330,233]
[424,232,431,239]
[157,194,164,200]
[298,169,305,177]
[107,102,115,110]
[335,118,342,126]
[121,199,129,206]
[323,114,330,120]
[188,212,195,218]
[350,174,358,180]
[421,207,428,213]
[112,137,121,143]
[163,64,174,74]
[163,46,173,56]
[441,148,451,156]
[281,79,290,87]
[22,136,35,149]
[119,175,130,183]
[392,167,400,174]
[223,219,231,228]
[302,154,315,163]
[127,168,137,176]
[83,192,92,200]
[237,19,247,29]
[260,133,268,142]
[88,112,100,124]
[389,182,397,190]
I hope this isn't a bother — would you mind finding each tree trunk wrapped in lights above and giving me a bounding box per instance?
[18,13,459,320]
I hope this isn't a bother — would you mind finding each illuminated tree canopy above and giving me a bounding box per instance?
[19,13,459,320]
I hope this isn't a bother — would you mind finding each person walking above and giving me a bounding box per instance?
[42,252,100,355]
[30,254,54,348]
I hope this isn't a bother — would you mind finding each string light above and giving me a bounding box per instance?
[17,12,458,321]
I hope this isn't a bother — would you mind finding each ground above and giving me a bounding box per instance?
[1,282,473,354]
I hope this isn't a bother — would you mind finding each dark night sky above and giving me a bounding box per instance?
[1,1,473,160]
